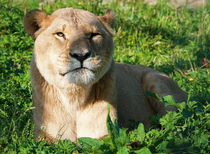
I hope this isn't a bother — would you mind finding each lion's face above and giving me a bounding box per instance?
[24,8,115,88]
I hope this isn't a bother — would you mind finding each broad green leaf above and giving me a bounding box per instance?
[162,95,186,110]
[179,102,187,110]
[162,95,176,105]
[116,146,129,154]
[132,147,152,154]
[113,119,120,134]
[188,101,198,109]
[116,129,129,146]
[82,146,104,154]
[101,137,116,151]
[157,141,168,151]
[78,137,104,148]
[101,136,111,144]
[136,123,145,142]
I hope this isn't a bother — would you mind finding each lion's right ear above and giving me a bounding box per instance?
[97,9,116,37]
[23,9,52,40]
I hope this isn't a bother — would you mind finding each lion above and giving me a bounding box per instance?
[23,8,188,143]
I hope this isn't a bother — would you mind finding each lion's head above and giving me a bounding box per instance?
[23,8,116,88]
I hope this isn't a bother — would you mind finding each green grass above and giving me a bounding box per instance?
[0,0,210,153]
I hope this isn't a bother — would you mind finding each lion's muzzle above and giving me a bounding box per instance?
[70,50,91,67]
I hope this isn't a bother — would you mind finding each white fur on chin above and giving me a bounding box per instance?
[64,69,95,86]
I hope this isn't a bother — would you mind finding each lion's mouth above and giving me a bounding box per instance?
[59,67,94,76]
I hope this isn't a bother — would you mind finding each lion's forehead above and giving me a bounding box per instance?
[49,8,103,34]
[51,18,101,30]
[52,8,99,25]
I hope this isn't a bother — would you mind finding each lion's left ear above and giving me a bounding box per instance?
[23,9,52,40]
[98,9,116,36]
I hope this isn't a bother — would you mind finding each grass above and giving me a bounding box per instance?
[0,0,210,153]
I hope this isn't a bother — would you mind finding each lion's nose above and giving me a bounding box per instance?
[70,51,91,64]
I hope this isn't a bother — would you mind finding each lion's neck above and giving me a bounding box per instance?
[57,84,92,110]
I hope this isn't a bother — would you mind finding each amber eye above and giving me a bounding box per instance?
[56,32,65,39]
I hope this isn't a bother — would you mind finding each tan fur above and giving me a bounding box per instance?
[23,8,188,143]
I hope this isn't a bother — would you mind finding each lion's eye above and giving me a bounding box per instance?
[56,32,65,39]
[90,33,100,39]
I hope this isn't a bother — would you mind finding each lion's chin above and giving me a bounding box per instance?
[63,68,96,86]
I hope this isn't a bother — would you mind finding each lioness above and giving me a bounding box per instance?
[23,8,188,143]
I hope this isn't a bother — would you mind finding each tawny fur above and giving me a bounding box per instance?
[23,8,188,143]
